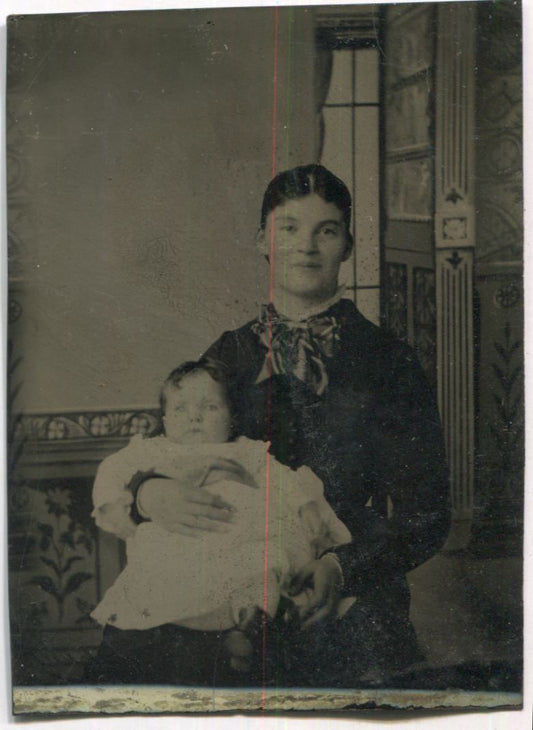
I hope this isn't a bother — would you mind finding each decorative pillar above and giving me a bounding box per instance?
[435,4,476,520]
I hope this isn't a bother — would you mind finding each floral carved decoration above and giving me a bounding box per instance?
[489,322,523,481]
[413,267,437,388]
[384,263,408,341]
[17,409,160,442]
[29,486,94,623]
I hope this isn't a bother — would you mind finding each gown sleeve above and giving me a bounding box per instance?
[92,435,158,535]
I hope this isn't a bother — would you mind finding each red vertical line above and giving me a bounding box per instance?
[262,5,279,709]
[275,5,292,692]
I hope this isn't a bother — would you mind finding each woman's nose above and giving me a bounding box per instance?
[297,232,319,254]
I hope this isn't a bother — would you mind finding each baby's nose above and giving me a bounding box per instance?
[189,409,203,422]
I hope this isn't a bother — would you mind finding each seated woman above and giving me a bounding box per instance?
[131,164,451,688]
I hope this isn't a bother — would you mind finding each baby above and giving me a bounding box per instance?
[90,359,351,675]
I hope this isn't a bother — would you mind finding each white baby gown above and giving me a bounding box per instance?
[91,436,351,630]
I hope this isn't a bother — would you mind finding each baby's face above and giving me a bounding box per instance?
[163,371,231,444]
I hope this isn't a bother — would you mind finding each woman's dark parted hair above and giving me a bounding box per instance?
[259,164,353,244]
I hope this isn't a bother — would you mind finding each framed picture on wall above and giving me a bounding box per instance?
[5,0,525,718]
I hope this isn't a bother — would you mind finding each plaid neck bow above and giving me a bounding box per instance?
[251,303,341,396]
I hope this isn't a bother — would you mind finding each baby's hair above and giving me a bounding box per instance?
[259,164,353,245]
[159,358,231,415]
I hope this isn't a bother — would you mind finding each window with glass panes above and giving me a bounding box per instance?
[320,47,380,325]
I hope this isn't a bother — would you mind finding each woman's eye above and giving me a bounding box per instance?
[280,224,296,233]
[321,226,338,237]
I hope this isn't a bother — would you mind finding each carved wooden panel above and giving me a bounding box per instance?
[435,4,476,520]
[435,3,476,251]
[436,249,474,518]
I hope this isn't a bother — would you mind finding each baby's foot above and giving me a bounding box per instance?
[224,607,271,674]
[224,628,254,672]
[276,595,300,629]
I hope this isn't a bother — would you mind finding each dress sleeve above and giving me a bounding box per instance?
[203,330,234,367]
[331,344,451,595]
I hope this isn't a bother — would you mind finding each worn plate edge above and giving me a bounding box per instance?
[13,686,523,715]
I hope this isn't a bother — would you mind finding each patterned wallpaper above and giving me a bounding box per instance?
[475,2,522,264]
[472,1,523,555]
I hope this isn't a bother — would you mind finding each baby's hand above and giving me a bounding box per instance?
[202,459,258,489]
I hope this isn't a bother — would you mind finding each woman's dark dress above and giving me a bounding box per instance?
[205,298,450,687]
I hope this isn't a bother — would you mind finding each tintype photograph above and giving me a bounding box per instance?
[5,1,524,715]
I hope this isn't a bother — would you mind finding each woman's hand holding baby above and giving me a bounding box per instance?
[136,457,255,536]
[288,555,344,629]
[138,478,234,536]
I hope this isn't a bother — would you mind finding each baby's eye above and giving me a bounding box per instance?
[205,404,220,411]
[174,405,185,412]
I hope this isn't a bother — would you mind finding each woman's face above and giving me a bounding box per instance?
[258,194,352,306]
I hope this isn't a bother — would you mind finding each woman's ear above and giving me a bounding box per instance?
[255,227,269,259]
